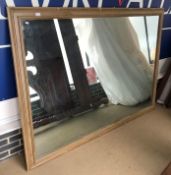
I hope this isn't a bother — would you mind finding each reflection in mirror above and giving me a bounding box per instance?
[21,16,158,159]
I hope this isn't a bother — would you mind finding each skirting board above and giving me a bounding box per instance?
[0,97,20,135]
[0,57,171,135]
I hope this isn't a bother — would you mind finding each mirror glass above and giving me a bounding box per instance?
[21,16,159,159]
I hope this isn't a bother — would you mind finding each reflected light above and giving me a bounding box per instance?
[26,50,34,60]
[151,48,156,61]
[27,66,37,75]
[53,19,74,85]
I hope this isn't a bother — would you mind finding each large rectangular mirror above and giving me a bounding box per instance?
[7,8,163,170]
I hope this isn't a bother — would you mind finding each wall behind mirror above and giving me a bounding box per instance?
[21,16,158,159]
[7,8,163,170]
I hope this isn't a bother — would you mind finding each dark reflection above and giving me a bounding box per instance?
[23,20,75,128]
[22,20,108,129]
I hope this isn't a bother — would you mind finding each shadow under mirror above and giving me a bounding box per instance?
[21,16,158,160]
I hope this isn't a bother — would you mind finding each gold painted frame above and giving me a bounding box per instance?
[7,7,164,170]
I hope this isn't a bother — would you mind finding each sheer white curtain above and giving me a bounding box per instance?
[73,17,152,106]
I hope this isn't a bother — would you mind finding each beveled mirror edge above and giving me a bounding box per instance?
[7,7,164,170]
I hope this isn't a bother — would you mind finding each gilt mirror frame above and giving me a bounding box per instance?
[7,7,164,170]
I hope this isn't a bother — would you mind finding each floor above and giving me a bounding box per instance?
[0,106,171,175]
[35,101,150,159]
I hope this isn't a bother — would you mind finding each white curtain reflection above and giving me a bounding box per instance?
[73,17,153,106]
